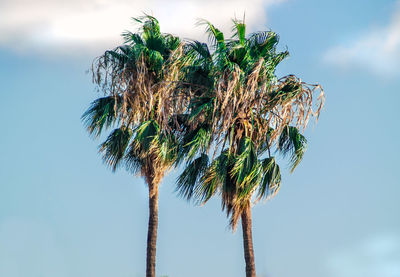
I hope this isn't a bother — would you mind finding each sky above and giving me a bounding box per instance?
[0,0,399,277]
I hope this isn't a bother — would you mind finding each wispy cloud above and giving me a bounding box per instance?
[323,2,400,77]
[0,0,283,55]
[326,234,400,277]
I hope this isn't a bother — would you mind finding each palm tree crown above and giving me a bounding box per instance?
[83,15,185,178]
[177,17,325,229]
[176,18,324,277]
[82,15,187,277]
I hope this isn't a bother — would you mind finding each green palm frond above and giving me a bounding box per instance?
[228,43,250,69]
[146,49,164,71]
[231,18,246,45]
[278,125,307,172]
[248,31,278,56]
[81,96,120,137]
[257,127,274,156]
[272,50,289,67]
[198,150,232,203]
[181,126,212,161]
[186,41,212,62]
[99,126,132,171]
[102,46,138,70]
[154,132,179,164]
[131,120,160,153]
[237,161,263,198]
[122,31,145,46]
[133,15,161,38]
[231,137,257,186]
[124,145,143,175]
[164,34,181,52]
[188,97,214,120]
[197,19,226,51]
[176,153,209,201]
[257,157,281,199]
[133,15,181,60]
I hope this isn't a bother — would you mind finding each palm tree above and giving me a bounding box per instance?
[82,15,187,277]
[176,18,325,277]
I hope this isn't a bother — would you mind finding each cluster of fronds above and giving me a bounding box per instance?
[83,15,188,184]
[82,16,324,230]
[176,18,324,229]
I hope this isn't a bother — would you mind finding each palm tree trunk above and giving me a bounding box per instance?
[146,178,159,277]
[241,203,256,277]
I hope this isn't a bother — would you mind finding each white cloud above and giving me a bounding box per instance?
[326,234,400,277]
[0,0,283,56]
[324,2,400,77]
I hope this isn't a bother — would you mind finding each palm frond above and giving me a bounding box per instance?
[231,18,246,45]
[257,157,281,200]
[186,40,212,61]
[199,150,231,204]
[133,15,161,38]
[81,96,120,137]
[131,120,160,153]
[99,126,132,171]
[196,19,226,51]
[122,31,145,46]
[182,126,212,161]
[231,137,257,186]
[124,144,144,176]
[188,97,214,120]
[164,34,181,52]
[153,132,179,164]
[176,153,209,201]
[278,125,307,172]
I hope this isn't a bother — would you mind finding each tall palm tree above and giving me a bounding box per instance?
[82,15,187,277]
[176,18,325,277]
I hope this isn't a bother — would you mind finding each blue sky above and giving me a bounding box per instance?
[0,0,399,277]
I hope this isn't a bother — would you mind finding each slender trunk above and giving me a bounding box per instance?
[241,203,256,277]
[146,178,159,277]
